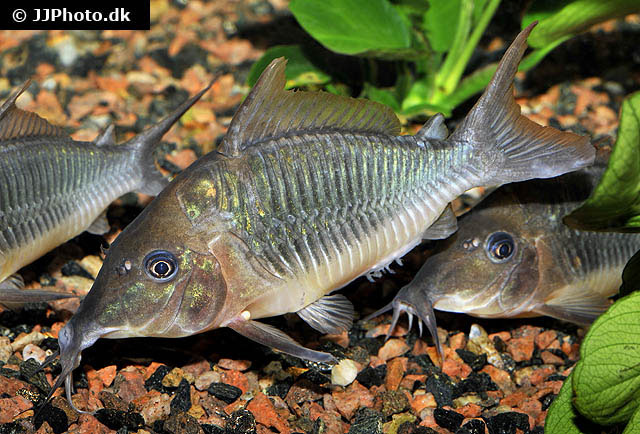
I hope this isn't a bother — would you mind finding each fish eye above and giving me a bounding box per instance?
[144,250,178,282]
[485,232,515,263]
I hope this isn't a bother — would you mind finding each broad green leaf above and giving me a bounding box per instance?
[289,0,411,56]
[422,0,462,52]
[620,250,640,298]
[247,45,331,88]
[545,373,596,434]
[573,291,640,425]
[362,84,402,113]
[564,92,640,232]
[524,0,640,48]
[623,407,640,434]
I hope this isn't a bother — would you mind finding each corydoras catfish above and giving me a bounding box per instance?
[52,23,594,411]
[0,81,210,303]
[368,152,638,356]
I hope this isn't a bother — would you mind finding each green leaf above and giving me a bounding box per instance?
[623,407,640,433]
[422,0,463,52]
[545,372,595,434]
[621,250,640,298]
[524,0,640,49]
[573,290,640,425]
[362,84,402,113]
[564,92,640,232]
[289,0,411,56]
[247,45,331,88]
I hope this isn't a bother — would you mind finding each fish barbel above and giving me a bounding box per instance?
[51,23,595,412]
[0,81,210,304]
[368,151,638,356]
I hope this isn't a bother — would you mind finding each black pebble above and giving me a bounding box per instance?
[0,422,27,434]
[454,372,498,397]
[224,409,256,434]
[434,408,464,432]
[34,403,68,434]
[485,412,530,434]
[298,368,330,385]
[60,261,94,280]
[546,374,566,382]
[170,378,192,412]
[39,337,59,352]
[208,382,243,404]
[201,424,225,434]
[94,408,144,431]
[425,374,454,407]
[144,364,170,392]
[455,349,487,371]
[456,419,486,434]
[530,427,544,434]
[539,392,556,411]
[19,358,50,395]
[493,336,508,353]
[356,364,387,388]
[348,408,383,434]
[265,378,293,399]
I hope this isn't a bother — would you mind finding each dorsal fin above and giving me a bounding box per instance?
[416,113,448,140]
[220,57,401,157]
[0,80,69,141]
[95,124,115,146]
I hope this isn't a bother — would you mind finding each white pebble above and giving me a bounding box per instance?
[331,359,358,387]
[23,343,46,364]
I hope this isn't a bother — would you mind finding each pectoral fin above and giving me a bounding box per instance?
[86,211,110,235]
[535,285,612,325]
[227,318,335,363]
[422,205,457,240]
[297,294,354,334]
[0,275,76,306]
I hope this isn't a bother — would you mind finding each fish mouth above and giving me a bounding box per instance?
[40,319,101,415]
[365,284,443,362]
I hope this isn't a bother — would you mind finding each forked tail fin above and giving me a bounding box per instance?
[451,22,595,185]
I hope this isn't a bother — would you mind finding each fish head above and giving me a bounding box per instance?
[52,188,229,410]
[423,201,541,318]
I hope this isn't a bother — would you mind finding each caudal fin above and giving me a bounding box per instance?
[451,22,595,185]
[126,83,212,195]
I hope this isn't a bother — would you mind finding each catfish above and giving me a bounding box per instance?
[368,151,637,356]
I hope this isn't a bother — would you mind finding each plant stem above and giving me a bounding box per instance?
[434,0,473,93]
[436,0,501,100]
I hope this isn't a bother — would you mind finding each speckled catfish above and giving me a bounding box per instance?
[51,23,595,411]
[0,81,210,304]
[368,152,638,356]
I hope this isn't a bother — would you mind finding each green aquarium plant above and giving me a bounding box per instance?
[249,0,639,119]
[546,92,640,433]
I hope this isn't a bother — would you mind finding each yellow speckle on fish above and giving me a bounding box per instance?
[206,187,216,197]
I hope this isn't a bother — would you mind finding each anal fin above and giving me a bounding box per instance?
[423,204,457,240]
[297,294,354,334]
[227,318,335,363]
